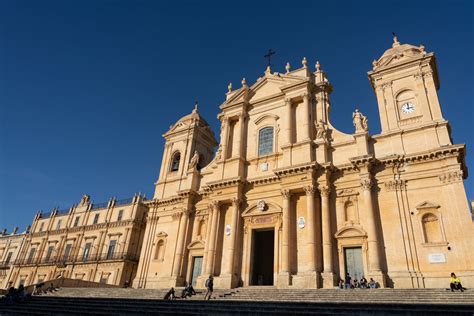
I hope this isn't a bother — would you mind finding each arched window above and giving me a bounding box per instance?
[344,201,356,222]
[258,127,274,156]
[422,213,442,243]
[170,152,181,172]
[154,240,165,261]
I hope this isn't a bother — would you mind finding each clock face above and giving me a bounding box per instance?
[401,102,416,114]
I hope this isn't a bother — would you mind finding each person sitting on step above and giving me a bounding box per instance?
[163,287,176,300]
[353,279,360,289]
[368,278,376,289]
[450,273,465,292]
[359,276,368,289]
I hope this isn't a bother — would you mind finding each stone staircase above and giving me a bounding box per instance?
[1,287,473,315]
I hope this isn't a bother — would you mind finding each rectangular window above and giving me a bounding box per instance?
[38,222,44,232]
[106,240,116,260]
[56,219,62,230]
[27,248,36,264]
[117,210,124,221]
[258,127,274,156]
[45,246,54,262]
[93,213,100,225]
[82,243,92,261]
[63,244,72,261]
[73,216,80,227]
[5,252,13,265]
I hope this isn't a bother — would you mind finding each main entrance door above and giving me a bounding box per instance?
[251,229,274,285]
[344,247,364,280]
[190,256,203,286]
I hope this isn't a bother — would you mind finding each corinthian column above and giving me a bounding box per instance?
[281,190,291,273]
[204,202,219,276]
[284,98,292,145]
[224,198,241,275]
[304,185,317,272]
[361,177,382,272]
[172,209,189,278]
[320,185,334,287]
[302,92,312,141]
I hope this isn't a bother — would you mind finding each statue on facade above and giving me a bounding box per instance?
[189,151,200,169]
[215,144,223,161]
[315,119,328,140]
[80,194,90,206]
[352,109,368,133]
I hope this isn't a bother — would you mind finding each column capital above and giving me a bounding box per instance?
[284,97,292,104]
[231,197,242,207]
[319,185,331,197]
[360,178,373,191]
[301,92,310,100]
[208,201,219,211]
[303,185,317,195]
[281,189,291,199]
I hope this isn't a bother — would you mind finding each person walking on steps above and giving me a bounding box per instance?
[204,275,214,300]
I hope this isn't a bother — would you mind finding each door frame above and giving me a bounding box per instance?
[249,228,275,286]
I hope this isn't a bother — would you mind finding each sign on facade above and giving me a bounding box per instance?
[428,253,446,263]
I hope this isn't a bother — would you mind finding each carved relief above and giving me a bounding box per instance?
[438,171,463,184]
[385,179,407,191]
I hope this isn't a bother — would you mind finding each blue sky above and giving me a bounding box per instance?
[1,1,473,232]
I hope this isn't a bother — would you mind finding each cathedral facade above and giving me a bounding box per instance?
[4,37,473,290]
[133,37,474,289]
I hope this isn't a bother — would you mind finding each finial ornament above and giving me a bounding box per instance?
[265,65,272,75]
[285,62,291,73]
[241,78,247,88]
[302,57,308,68]
[193,101,198,112]
[315,61,321,71]
[392,32,400,47]
[228,82,233,93]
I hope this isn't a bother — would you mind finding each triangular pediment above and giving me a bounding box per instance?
[223,73,307,107]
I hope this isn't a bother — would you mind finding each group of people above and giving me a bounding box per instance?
[163,275,214,301]
[1,284,28,305]
[339,273,377,289]
[163,281,197,300]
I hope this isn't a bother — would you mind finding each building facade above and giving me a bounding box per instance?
[0,228,27,288]
[4,37,474,290]
[7,194,147,288]
[133,36,474,290]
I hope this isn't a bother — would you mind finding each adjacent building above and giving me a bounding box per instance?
[0,228,27,288]
[7,194,147,287]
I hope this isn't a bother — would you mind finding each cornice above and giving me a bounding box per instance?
[247,175,280,186]
[273,161,319,177]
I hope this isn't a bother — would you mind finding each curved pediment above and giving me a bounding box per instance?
[335,225,367,238]
[187,240,205,250]
[242,200,282,217]
[254,114,280,125]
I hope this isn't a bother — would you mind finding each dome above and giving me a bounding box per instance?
[372,35,427,70]
[165,103,210,136]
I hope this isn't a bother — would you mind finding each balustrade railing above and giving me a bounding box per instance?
[13,252,138,266]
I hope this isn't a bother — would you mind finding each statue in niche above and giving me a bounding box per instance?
[352,109,368,133]
[189,151,200,169]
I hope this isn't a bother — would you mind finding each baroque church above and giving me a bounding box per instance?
[133,36,473,289]
[3,36,473,290]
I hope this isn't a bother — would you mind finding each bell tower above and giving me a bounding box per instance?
[368,35,451,148]
[154,104,217,199]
